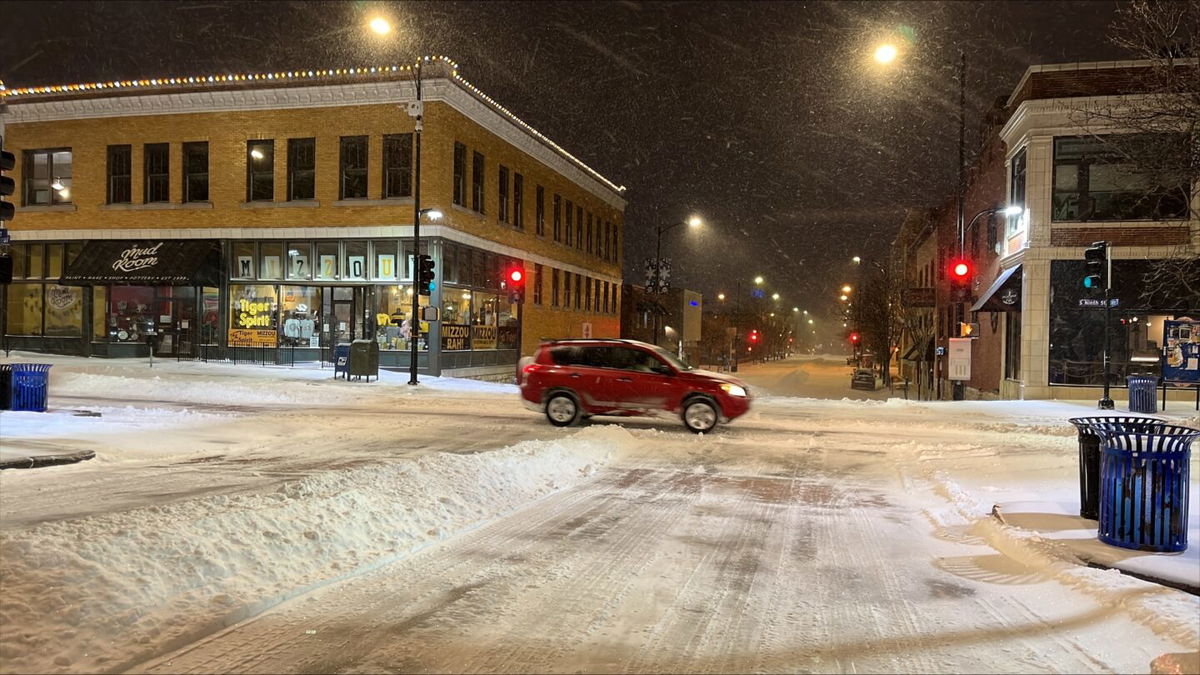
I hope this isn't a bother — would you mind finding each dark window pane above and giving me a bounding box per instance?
[471,151,485,212]
[288,138,316,201]
[453,142,466,205]
[107,145,132,204]
[514,173,524,230]
[183,142,208,202]
[383,134,413,198]
[340,136,368,199]
[247,140,275,201]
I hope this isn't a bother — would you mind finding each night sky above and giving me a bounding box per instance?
[1,1,1128,315]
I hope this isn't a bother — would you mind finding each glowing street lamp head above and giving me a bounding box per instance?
[422,208,443,221]
[841,284,852,293]
[717,293,726,301]
[369,16,392,35]
[852,256,862,264]
[754,276,764,285]
[771,292,780,301]
[1003,205,1024,217]
[874,44,898,64]
[687,215,703,228]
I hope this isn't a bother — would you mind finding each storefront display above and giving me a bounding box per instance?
[44,284,83,337]
[108,286,157,342]
[280,286,321,347]
[229,284,278,346]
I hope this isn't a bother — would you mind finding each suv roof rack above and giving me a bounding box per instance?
[539,337,649,347]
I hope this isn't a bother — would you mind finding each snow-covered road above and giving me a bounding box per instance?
[1,354,1197,674]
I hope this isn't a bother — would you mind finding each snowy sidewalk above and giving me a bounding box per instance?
[992,500,1200,594]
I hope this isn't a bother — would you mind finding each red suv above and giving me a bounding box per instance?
[519,339,751,433]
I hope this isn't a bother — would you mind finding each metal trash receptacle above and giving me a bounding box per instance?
[1126,375,1159,414]
[349,340,379,382]
[1068,416,1167,520]
[0,364,11,410]
[9,364,53,412]
[1095,423,1198,552]
[334,344,351,379]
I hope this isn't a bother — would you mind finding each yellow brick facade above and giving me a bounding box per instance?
[1,67,624,368]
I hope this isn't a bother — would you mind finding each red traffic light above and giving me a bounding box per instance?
[949,259,972,280]
[749,332,759,343]
[849,332,860,343]
[508,268,523,284]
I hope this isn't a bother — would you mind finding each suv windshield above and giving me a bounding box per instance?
[651,346,695,371]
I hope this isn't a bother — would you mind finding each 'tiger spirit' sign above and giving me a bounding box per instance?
[112,243,163,272]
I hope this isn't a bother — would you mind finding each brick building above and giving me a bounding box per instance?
[0,58,626,377]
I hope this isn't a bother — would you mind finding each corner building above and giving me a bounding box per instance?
[0,58,626,377]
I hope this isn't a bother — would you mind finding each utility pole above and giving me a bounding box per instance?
[952,51,967,402]
[408,59,423,386]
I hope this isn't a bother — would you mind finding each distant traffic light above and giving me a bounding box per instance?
[417,254,436,295]
[505,266,525,304]
[0,135,14,225]
[849,332,860,344]
[748,330,759,343]
[1083,241,1109,291]
[948,258,973,302]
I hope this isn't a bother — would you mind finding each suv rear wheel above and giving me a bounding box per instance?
[682,398,719,434]
[545,392,581,427]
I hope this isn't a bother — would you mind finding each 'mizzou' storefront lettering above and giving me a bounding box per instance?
[237,299,273,328]
[112,243,163,272]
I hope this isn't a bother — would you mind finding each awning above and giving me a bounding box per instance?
[970,264,1022,312]
[62,240,222,286]
[902,337,934,361]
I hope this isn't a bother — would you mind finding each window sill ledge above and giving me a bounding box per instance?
[19,204,77,213]
[333,198,413,207]
[450,203,486,218]
[240,200,321,209]
[104,202,214,211]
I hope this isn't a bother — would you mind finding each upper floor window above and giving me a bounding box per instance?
[288,138,316,201]
[106,145,131,205]
[551,267,560,306]
[144,143,170,203]
[339,136,368,200]
[498,165,510,223]
[471,151,485,213]
[553,194,562,241]
[247,140,274,202]
[575,205,584,249]
[513,173,524,230]
[383,133,413,198]
[533,263,543,305]
[183,141,209,203]
[535,185,545,236]
[1052,135,1189,222]
[452,142,467,206]
[565,200,574,246]
[585,212,593,254]
[24,148,72,206]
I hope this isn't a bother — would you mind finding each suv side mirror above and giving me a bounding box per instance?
[652,363,674,376]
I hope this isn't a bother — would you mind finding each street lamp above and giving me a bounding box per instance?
[652,215,703,345]
[771,292,780,301]
[874,43,898,65]
[961,205,1023,255]
[717,293,726,301]
[754,276,764,285]
[369,16,392,35]
[841,284,852,293]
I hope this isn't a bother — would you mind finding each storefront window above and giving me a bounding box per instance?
[228,284,278,346]
[373,285,424,350]
[201,287,220,345]
[92,287,107,340]
[441,288,472,350]
[287,243,311,280]
[279,286,321,347]
[259,242,283,280]
[498,297,518,350]
[316,242,339,280]
[1052,135,1189,222]
[108,286,156,342]
[6,283,43,335]
[442,244,460,285]
[232,242,255,279]
[44,284,83,337]
[344,241,367,280]
[472,291,499,350]
[372,240,397,281]
[46,244,64,279]
[27,244,44,279]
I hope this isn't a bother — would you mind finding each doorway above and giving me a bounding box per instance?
[152,287,198,357]
[323,286,369,345]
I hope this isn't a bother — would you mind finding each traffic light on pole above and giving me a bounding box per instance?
[505,266,525,304]
[748,329,759,343]
[849,332,860,345]
[1083,241,1108,291]
[948,258,973,302]
[416,254,436,296]
[1,136,14,284]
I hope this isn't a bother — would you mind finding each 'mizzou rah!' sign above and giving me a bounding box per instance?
[112,243,164,272]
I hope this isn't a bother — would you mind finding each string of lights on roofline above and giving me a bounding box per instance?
[0,55,626,195]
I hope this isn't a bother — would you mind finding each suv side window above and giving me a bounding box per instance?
[549,346,579,365]
[613,347,666,374]
[578,346,614,369]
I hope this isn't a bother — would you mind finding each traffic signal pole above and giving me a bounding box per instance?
[1100,246,1114,410]
[409,60,423,386]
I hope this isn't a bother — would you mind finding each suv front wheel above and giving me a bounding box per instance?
[682,398,719,434]
[545,392,581,427]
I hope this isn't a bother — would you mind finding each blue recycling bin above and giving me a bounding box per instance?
[333,344,351,379]
[1068,416,1169,520]
[1095,423,1198,552]
[9,364,52,412]
[1126,375,1159,414]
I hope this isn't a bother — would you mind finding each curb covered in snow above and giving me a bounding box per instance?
[0,449,96,470]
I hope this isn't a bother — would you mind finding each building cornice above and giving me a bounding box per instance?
[1005,58,1199,108]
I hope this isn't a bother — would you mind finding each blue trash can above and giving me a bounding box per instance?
[333,344,351,380]
[1126,375,1159,414]
[9,364,53,412]
[1068,416,1168,520]
[1095,423,1198,552]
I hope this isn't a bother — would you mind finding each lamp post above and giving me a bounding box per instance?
[653,215,701,346]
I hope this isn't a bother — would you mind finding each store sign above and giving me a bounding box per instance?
[346,255,366,279]
[377,254,396,279]
[235,298,273,328]
[228,329,277,347]
[47,285,79,311]
[237,256,254,278]
[1000,288,1019,305]
[472,325,497,350]
[112,242,163,272]
[319,254,337,279]
[442,324,470,350]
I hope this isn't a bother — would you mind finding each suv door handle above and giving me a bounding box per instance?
[616,377,634,383]
[569,373,581,379]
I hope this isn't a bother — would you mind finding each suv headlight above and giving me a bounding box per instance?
[720,383,747,397]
